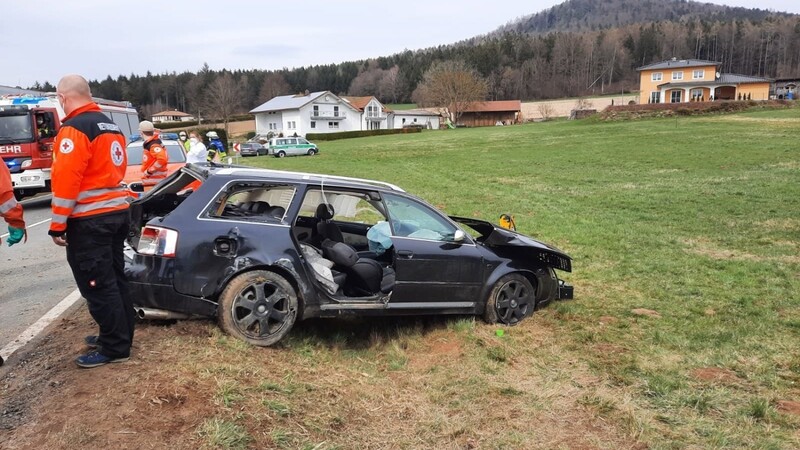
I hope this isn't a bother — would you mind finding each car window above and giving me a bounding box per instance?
[297,190,386,226]
[208,184,295,223]
[287,139,297,145]
[383,193,458,241]
[126,142,186,165]
[298,139,309,145]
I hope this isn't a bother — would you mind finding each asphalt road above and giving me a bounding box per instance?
[0,194,77,350]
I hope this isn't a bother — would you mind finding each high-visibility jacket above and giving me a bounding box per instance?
[141,136,168,184]
[0,162,25,229]
[49,102,128,237]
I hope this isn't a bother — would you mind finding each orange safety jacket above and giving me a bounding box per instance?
[141,136,168,185]
[49,102,128,237]
[0,162,25,229]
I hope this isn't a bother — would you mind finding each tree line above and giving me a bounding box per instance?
[28,11,800,120]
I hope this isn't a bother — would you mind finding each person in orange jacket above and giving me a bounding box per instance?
[0,161,26,247]
[138,120,168,186]
[50,74,133,369]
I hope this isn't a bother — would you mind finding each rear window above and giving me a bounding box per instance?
[207,183,296,224]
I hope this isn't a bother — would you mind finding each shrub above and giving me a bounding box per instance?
[306,127,422,141]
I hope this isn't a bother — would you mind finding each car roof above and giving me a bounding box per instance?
[195,165,405,192]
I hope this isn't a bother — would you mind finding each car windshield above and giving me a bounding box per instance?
[126,141,187,165]
[0,115,34,143]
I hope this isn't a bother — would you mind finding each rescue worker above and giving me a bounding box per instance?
[50,74,133,369]
[139,120,168,186]
[178,131,190,152]
[206,130,226,162]
[1,160,27,367]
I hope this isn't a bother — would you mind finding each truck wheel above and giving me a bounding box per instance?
[217,270,298,346]
[483,273,535,326]
[276,151,286,158]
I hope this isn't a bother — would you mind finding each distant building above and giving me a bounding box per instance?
[341,96,391,130]
[152,110,195,123]
[457,100,521,127]
[389,108,441,130]
[636,58,771,104]
[250,91,361,137]
[772,77,799,100]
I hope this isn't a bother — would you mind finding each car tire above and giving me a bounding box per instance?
[217,270,299,346]
[483,273,535,326]
[276,151,286,158]
[307,148,317,156]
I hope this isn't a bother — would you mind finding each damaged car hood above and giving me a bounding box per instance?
[451,216,572,272]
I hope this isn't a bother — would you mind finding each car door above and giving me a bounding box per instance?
[286,138,301,156]
[382,193,484,306]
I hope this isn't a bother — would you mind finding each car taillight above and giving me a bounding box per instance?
[137,226,178,257]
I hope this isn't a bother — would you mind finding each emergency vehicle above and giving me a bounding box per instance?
[0,94,139,200]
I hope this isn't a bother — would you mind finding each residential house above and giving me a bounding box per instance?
[637,58,771,104]
[250,91,361,137]
[389,108,441,130]
[341,96,391,130]
[457,101,521,127]
[772,77,799,100]
[152,110,195,123]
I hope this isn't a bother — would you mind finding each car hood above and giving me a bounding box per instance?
[450,216,572,272]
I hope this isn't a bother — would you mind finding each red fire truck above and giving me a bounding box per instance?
[0,94,139,200]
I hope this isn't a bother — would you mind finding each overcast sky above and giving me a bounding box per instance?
[1,0,798,89]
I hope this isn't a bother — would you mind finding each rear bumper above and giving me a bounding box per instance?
[11,169,50,189]
[558,279,574,300]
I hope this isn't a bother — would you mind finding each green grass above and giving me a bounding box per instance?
[386,103,417,110]
[235,105,800,448]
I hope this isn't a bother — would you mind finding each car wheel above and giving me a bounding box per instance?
[217,270,298,346]
[276,151,286,158]
[483,273,535,326]
[307,148,317,156]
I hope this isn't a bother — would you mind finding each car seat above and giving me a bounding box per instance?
[321,240,395,297]
[311,203,344,246]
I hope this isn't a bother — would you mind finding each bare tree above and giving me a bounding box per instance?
[203,73,244,139]
[414,60,488,124]
[537,103,556,121]
[258,72,291,103]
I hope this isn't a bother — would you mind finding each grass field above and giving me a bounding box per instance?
[8,107,797,449]
[230,107,799,448]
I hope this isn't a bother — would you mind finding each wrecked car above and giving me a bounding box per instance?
[125,164,573,346]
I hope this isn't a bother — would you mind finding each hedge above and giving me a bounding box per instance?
[600,99,796,121]
[306,127,422,141]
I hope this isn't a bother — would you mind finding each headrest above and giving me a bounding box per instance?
[315,203,334,220]
[321,240,357,267]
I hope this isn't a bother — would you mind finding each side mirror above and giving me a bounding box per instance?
[129,182,145,193]
[452,229,466,243]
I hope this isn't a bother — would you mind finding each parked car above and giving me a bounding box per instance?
[267,137,319,157]
[125,165,573,346]
[123,139,187,193]
[239,142,268,157]
[129,131,180,142]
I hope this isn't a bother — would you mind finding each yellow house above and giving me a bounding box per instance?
[636,58,771,104]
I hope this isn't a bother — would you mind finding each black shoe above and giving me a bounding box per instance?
[75,351,129,368]
[84,335,99,349]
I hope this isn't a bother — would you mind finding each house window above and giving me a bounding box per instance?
[333,106,339,117]
[287,121,296,130]
[670,91,682,103]
[693,70,704,80]
[690,88,703,100]
[268,123,277,130]
[651,72,663,82]
[310,121,316,129]
[313,105,319,116]
[650,92,660,104]
[328,122,339,129]
[672,71,683,81]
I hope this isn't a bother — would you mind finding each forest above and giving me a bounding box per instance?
[27,0,800,120]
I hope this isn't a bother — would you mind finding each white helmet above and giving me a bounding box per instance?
[206,131,218,139]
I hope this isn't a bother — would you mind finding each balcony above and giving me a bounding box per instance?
[365,113,387,121]
[310,110,346,120]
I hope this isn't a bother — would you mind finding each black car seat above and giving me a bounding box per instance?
[311,203,344,246]
[266,206,285,220]
[322,240,395,296]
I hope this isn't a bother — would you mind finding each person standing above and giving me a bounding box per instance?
[139,121,168,186]
[186,131,207,164]
[1,161,27,367]
[206,131,226,162]
[178,131,190,152]
[50,74,133,368]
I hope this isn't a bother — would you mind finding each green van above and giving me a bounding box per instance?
[267,137,319,158]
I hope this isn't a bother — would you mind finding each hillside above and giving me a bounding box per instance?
[493,0,787,35]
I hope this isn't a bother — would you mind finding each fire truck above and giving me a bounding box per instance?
[0,94,139,200]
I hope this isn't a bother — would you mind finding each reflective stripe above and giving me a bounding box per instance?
[76,186,125,202]
[52,196,77,209]
[0,197,17,214]
[72,196,128,215]
[52,213,69,224]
